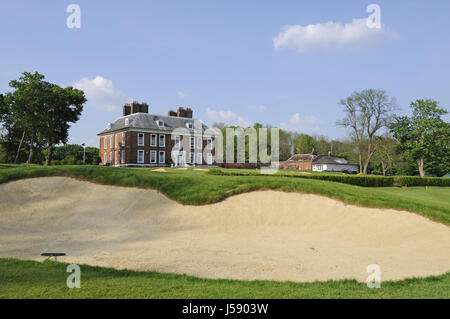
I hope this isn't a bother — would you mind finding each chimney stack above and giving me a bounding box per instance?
[123,104,131,116]
[124,102,149,116]
[176,106,193,118]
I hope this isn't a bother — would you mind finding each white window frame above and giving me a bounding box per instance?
[150,150,157,163]
[157,120,164,127]
[174,136,181,148]
[110,151,113,164]
[115,135,118,148]
[109,136,112,148]
[197,136,202,149]
[207,138,212,150]
[197,153,202,165]
[190,136,195,149]
[115,151,118,165]
[159,151,165,164]
[121,150,125,163]
[190,152,195,164]
[159,134,165,147]
[138,133,144,146]
[207,153,213,165]
[150,134,157,147]
[103,153,107,164]
[103,137,107,149]
[187,122,193,129]
[137,150,144,163]
[122,133,125,146]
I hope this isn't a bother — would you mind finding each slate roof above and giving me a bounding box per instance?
[312,155,358,166]
[97,113,210,135]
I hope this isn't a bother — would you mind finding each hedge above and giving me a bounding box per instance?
[208,168,450,187]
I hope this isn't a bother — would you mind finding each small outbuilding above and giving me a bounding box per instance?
[312,155,359,174]
[280,154,316,170]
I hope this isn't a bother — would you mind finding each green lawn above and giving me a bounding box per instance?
[1,164,449,224]
[1,259,449,299]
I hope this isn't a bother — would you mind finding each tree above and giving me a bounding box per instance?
[292,134,315,154]
[392,99,449,177]
[7,72,53,163]
[312,135,331,155]
[40,85,85,165]
[337,89,397,174]
[1,72,86,165]
[278,129,292,161]
[371,134,398,175]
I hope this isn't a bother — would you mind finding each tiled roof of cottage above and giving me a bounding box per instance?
[286,154,315,162]
[97,113,210,135]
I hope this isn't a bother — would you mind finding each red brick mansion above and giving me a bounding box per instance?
[97,102,217,167]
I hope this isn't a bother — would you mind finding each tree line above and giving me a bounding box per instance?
[214,89,449,177]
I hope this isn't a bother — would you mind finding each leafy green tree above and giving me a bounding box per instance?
[292,134,315,154]
[392,99,449,177]
[7,72,53,163]
[371,134,399,175]
[278,129,292,161]
[1,72,86,164]
[312,135,331,155]
[41,85,85,165]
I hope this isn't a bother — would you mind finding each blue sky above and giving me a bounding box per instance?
[1,0,449,146]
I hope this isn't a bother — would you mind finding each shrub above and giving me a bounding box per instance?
[208,168,450,187]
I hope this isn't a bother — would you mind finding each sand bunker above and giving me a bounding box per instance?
[193,168,208,171]
[152,168,167,173]
[1,177,449,282]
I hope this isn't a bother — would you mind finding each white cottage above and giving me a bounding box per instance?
[312,155,359,174]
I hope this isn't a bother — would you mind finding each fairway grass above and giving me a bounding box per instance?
[0,258,449,299]
[0,165,449,225]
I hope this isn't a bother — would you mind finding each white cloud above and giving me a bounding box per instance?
[205,108,253,128]
[273,18,397,53]
[73,76,130,112]
[178,90,187,99]
[280,113,320,134]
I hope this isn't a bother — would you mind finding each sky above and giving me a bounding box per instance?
[1,0,449,146]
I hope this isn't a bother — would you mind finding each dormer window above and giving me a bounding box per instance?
[186,123,193,129]
[157,120,164,127]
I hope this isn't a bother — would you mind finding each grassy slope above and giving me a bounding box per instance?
[1,259,449,299]
[1,164,449,224]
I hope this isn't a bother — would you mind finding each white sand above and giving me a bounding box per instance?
[1,176,449,282]
[152,168,167,172]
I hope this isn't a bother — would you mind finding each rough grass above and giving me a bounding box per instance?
[0,164,449,225]
[0,258,449,299]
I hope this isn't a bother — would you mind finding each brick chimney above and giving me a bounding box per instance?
[176,106,193,118]
[168,110,177,117]
[123,104,131,116]
[130,101,149,114]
